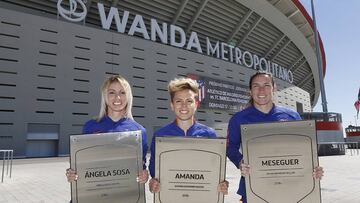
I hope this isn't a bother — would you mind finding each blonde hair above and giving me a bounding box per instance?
[168,78,199,101]
[97,75,133,121]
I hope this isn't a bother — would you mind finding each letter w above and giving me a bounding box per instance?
[98,3,129,33]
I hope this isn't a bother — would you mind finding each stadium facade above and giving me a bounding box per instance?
[0,0,325,158]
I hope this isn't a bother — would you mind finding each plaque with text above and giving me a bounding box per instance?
[70,131,145,203]
[154,137,226,203]
[241,120,321,203]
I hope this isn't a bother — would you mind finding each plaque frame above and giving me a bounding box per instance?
[154,136,226,203]
[241,120,321,203]
[70,131,145,203]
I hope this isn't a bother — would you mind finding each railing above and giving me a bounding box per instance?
[1,149,13,183]
[318,142,359,156]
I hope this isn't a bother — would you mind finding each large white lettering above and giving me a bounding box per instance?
[187,32,202,53]
[128,15,150,39]
[170,25,186,48]
[151,19,167,43]
[95,3,294,83]
[207,37,220,58]
[98,3,129,33]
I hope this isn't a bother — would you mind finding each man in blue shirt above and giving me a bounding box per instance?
[227,72,323,202]
[148,77,228,194]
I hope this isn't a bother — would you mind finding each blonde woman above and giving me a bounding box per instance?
[66,75,148,187]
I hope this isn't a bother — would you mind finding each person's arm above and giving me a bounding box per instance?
[82,120,93,134]
[148,134,161,192]
[226,116,243,169]
[149,134,156,178]
[141,127,148,170]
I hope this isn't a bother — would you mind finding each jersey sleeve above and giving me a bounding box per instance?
[226,116,243,169]
[294,112,302,120]
[140,127,148,170]
[209,128,217,138]
[149,134,156,178]
[82,120,93,134]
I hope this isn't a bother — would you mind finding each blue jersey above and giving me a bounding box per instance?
[83,116,148,169]
[226,105,301,202]
[149,121,216,177]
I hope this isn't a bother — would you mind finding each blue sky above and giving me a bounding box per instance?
[300,0,360,128]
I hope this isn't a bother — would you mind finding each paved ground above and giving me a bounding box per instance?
[0,151,359,203]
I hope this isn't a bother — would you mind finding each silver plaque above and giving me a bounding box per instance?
[154,137,226,203]
[241,120,321,203]
[70,131,145,203]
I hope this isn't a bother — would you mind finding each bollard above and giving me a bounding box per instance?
[1,150,13,183]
